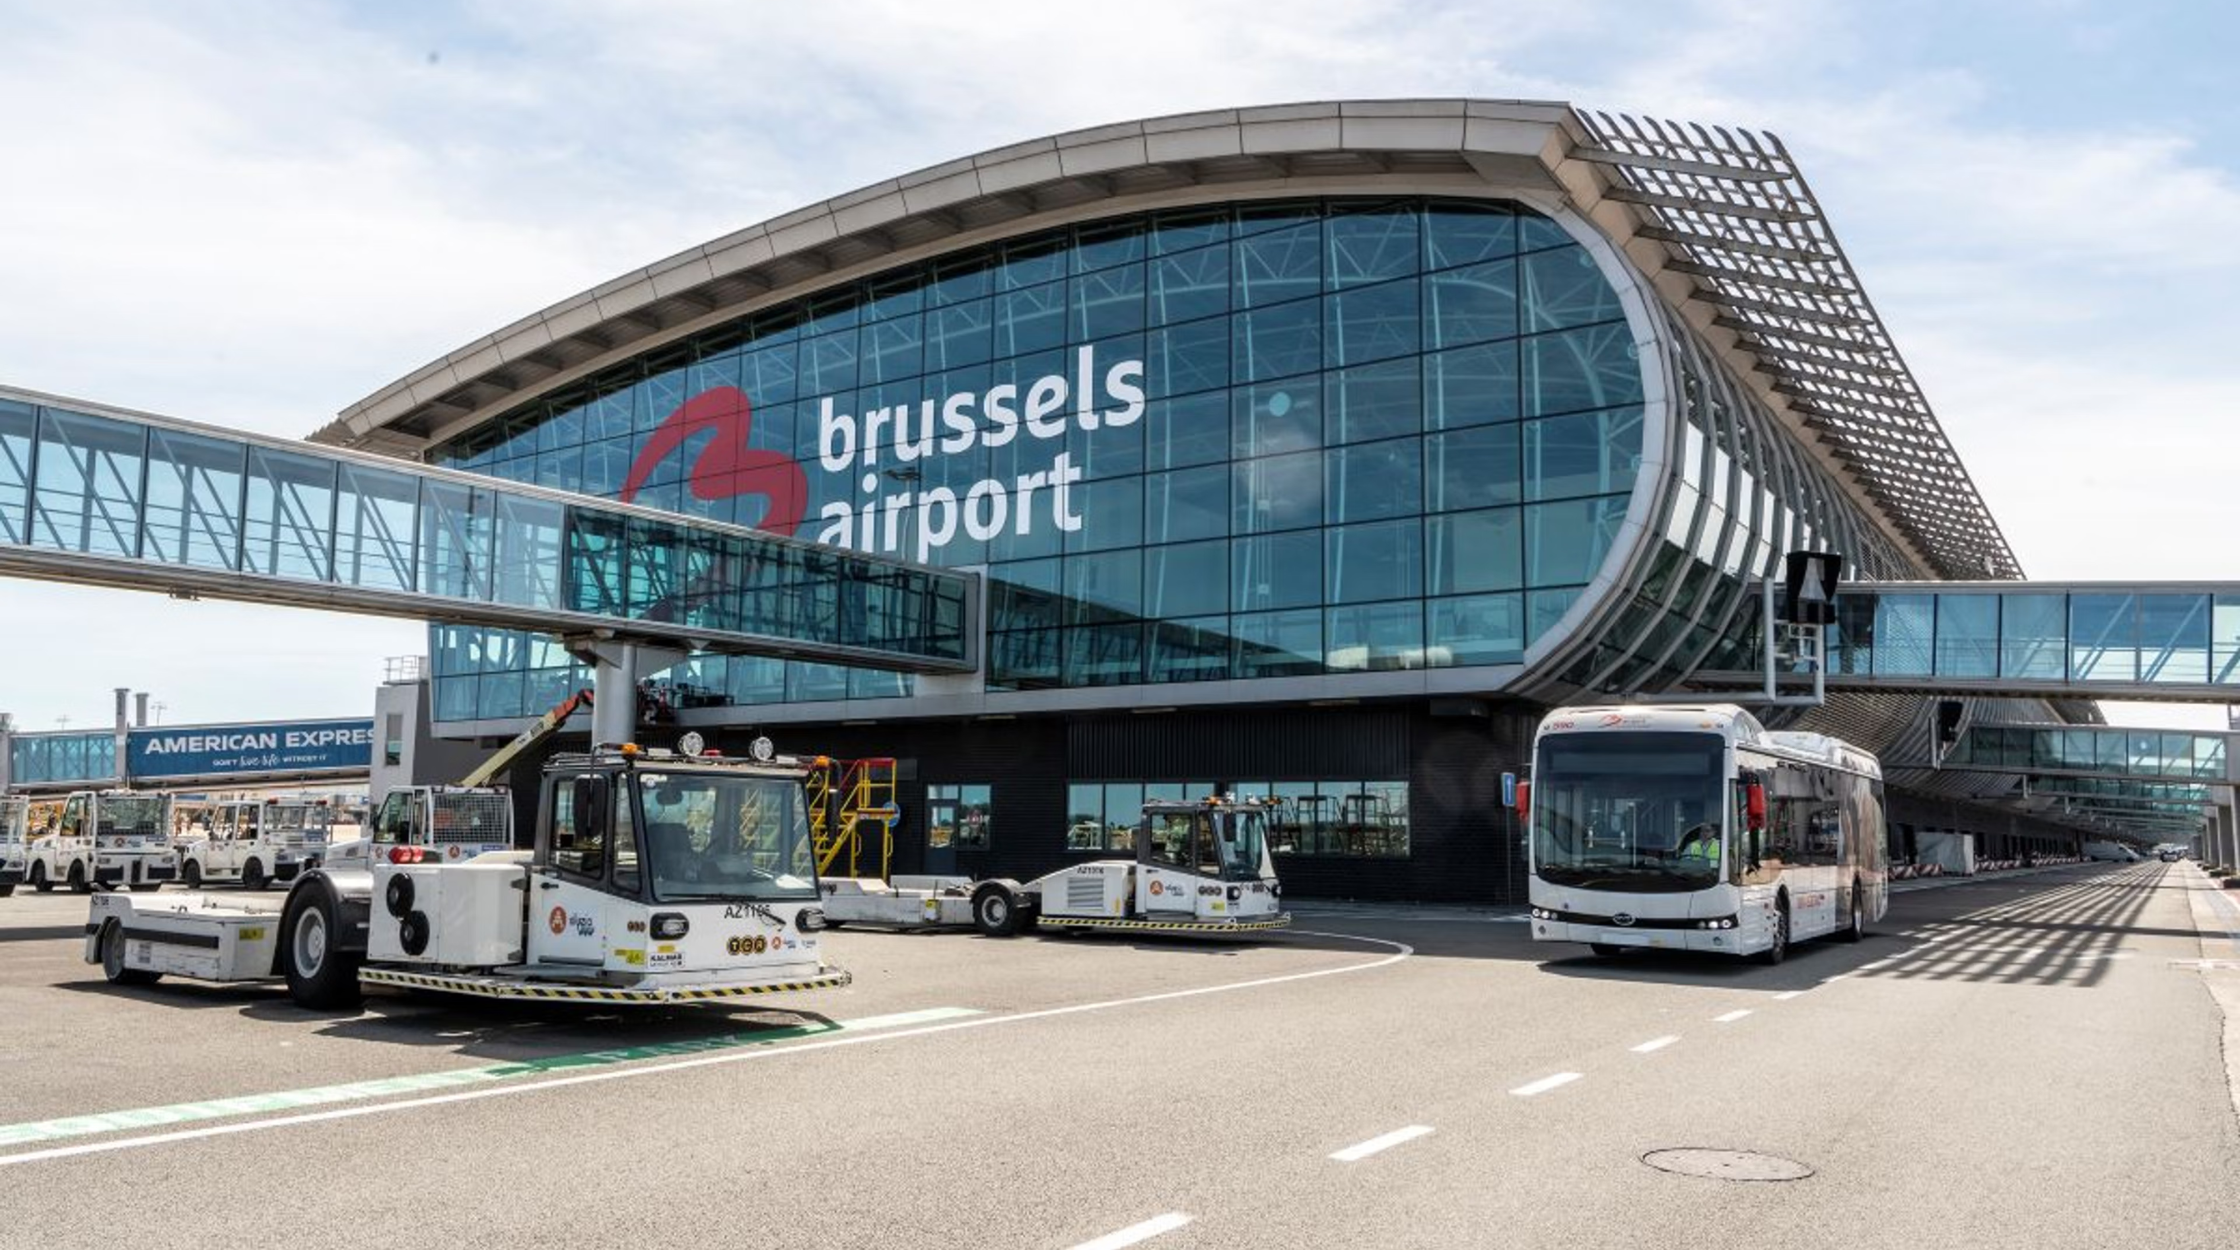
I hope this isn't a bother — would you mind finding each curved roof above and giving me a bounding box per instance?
[316,98,2020,582]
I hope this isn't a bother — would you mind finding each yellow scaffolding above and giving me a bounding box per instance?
[808,756,898,878]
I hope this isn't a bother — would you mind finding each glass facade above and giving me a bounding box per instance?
[1545,303,1919,696]
[431,197,1646,719]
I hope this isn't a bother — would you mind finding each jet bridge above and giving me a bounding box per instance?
[0,386,978,721]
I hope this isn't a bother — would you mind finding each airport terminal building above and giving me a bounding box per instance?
[314,100,2087,901]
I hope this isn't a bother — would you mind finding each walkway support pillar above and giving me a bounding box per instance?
[565,637,691,750]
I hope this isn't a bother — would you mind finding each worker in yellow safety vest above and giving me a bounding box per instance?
[1677,822,1722,864]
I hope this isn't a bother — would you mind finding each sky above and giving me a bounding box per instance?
[1,0,2235,734]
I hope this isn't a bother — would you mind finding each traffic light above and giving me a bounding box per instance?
[1782,550,1843,625]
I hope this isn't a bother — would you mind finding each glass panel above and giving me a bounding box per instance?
[1150,243,1230,326]
[1232,529,1322,611]
[141,427,244,570]
[1324,358,1420,446]
[1326,205,1419,288]
[0,398,32,544]
[1520,323,1641,417]
[1427,508,1522,596]
[1424,341,1520,430]
[1066,784,1106,850]
[1147,615,1230,683]
[1524,494,1628,588]
[1073,262,1146,341]
[2069,593,2138,682]
[2217,595,2240,685]
[1425,258,1518,349]
[1427,423,1522,512]
[1325,601,1423,672]
[1326,520,1421,604]
[1323,276,1419,368]
[2138,593,2209,684]
[1233,377,1320,458]
[1999,592,2065,680]
[1233,221,1321,308]
[1933,594,1998,679]
[1428,592,1526,666]
[1147,318,1230,399]
[1231,451,1321,535]
[1144,540,1226,619]
[1519,243,1625,332]
[1425,202,1517,270]
[1232,298,1321,382]
[34,408,145,557]
[1325,437,1420,525]
[1143,464,1228,543]
[1061,622,1144,687]
[1524,408,1642,501]
[242,448,336,581]
[1873,592,1935,676]
[1232,608,1322,678]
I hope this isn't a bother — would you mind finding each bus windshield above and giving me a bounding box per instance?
[1532,732,1726,894]
[635,771,818,902]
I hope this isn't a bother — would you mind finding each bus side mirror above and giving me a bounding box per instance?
[571,776,609,842]
[1745,783,1767,831]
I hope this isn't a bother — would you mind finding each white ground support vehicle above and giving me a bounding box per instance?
[175,799,337,890]
[0,795,29,896]
[85,742,851,1009]
[822,796,1289,938]
[1525,704,1888,965]
[25,790,176,893]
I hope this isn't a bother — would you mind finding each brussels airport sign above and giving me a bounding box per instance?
[620,346,1145,562]
[129,720,374,780]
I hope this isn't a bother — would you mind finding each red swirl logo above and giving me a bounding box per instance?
[619,387,807,535]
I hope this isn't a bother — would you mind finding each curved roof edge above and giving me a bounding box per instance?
[316,97,2018,582]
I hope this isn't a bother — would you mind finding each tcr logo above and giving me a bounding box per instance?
[619,387,808,535]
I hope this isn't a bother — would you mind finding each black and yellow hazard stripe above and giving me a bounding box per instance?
[359,966,852,1004]
[1033,913,1292,935]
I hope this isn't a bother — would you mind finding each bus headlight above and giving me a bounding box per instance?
[1696,917,1736,930]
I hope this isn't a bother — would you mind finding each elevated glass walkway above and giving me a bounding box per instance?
[1940,724,2231,784]
[0,387,977,674]
[1824,583,2240,700]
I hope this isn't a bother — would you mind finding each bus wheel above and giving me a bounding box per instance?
[1757,894,1789,966]
[183,860,203,889]
[67,862,90,894]
[1590,943,1625,957]
[1841,882,1865,943]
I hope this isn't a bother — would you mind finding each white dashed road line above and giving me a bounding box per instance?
[1073,1213,1193,1250]
[1511,1072,1583,1097]
[1713,1009,1754,1023]
[1630,1036,1679,1054]
[1330,1125,1435,1162]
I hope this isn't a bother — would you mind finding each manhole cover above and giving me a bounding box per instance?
[1642,1148,1814,1182]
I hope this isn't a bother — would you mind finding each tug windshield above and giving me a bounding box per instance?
[635,771,818,902]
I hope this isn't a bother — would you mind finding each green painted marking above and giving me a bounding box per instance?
[0,1007,976,1149]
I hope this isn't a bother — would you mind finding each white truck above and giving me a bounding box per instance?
[175,799,338,889]
[821,795,1289,938]
[25,789,176,893]
[85,741,850,1010]
[0,795,28,896]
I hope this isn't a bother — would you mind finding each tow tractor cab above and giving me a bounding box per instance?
[82,739,850,1009]
[32,790,176,892]
[822,794,1288,937]
[0,795,28,895]
[175,799,336,889]
[347,785,514,866]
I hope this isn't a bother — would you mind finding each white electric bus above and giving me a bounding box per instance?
[1525,704,1888,965]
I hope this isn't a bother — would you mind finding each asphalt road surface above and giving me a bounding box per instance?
[2,860,2236,1248]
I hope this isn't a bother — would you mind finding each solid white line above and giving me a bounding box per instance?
[1713,1009,1754,1023]
[1329,1124,1435,1162]
[0,928,1413,1169]
[1073,1212,1192,1250]
[1510,1072,1582,1097]
[1630,1036,1679,1054]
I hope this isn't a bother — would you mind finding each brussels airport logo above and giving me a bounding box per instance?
[619,346,1145,563]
